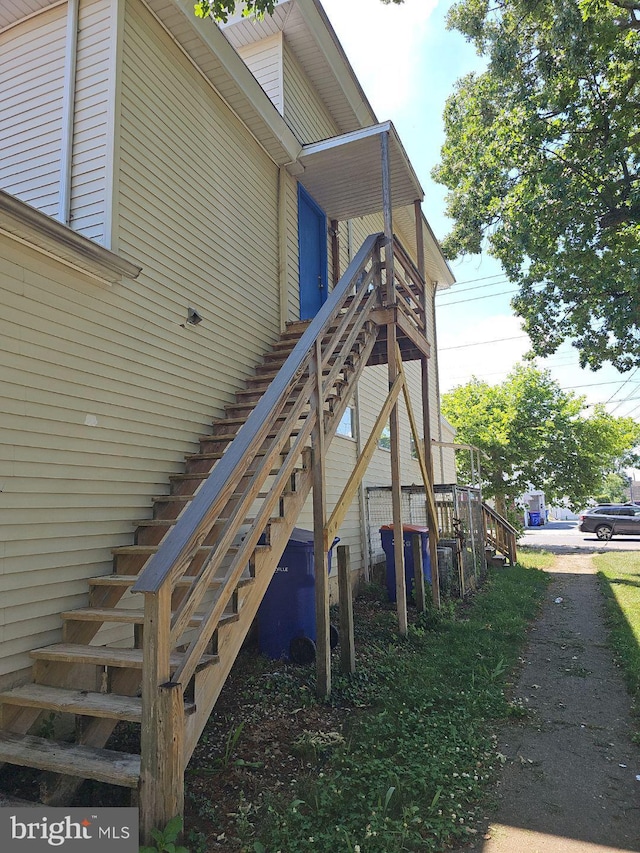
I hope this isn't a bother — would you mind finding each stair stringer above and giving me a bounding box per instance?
[184,466,313,758]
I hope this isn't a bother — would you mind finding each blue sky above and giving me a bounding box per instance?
[320,0,640,445]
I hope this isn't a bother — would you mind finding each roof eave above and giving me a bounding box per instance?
[0,190,141,285]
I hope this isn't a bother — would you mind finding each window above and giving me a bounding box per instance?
[336,406,355,439]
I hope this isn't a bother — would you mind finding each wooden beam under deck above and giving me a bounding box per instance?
[367,306,431,365]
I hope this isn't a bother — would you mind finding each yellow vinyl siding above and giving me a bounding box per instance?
[118,1,279,345]
[0,4,66,217]
[237,33,284,115]
[70,0,112,243]
[295,435,362,595]
[282,40,339,144]
[0,0,284,679]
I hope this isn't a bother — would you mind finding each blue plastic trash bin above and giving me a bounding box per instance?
[380,524,431,603]
[529,511,540,527]
[258,528,339,662]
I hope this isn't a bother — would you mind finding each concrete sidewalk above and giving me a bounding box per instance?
[458,554,640,853]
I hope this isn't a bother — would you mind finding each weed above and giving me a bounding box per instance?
[292,730,345,763]
[35,712,58,740]
[506,698,530,719]
[186,827,207,853]
[139,816,189,853]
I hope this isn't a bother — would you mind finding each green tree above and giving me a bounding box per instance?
[433,0,640,371]
[194,0,403,23]
[441,365,640,515]
[594,471,630,503]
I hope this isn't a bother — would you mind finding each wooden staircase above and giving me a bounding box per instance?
[0,232,435,835]
[0,233,434,837]
[482,503,518,566]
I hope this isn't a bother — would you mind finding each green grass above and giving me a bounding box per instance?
[249,553,551,853]
[595,551,640,702]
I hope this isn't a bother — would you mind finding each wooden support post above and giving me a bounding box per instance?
[381,130,407,634]
[278,167,288,332]
[411,534,426,614]
[388,331,407,635]
[312,339,331,699]
[337,545,356,674]
[139,585,185,844]
[381,131,394,304]
[415,199,441,609]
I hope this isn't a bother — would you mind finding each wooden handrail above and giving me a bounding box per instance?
[132,232,384,596]
[482,502,518,566]
[482,502,518,536]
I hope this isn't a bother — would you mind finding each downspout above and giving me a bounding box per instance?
[59,0,80,226]
[278,167,289,331]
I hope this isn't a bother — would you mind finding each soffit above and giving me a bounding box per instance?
[296,122,422,221]
[221,0,376,135]
[0,0,64,31]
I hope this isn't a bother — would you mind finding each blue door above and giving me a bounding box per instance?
[298,185,328,320]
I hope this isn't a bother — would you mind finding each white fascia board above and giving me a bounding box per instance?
[171,0,302,164]
[0,190,141,284]
[299,0,377,128]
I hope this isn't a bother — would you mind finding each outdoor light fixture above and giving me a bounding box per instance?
[186,307,203,325]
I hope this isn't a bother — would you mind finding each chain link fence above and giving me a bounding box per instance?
[366,484,485,598]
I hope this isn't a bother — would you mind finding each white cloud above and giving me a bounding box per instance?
[321,0,439,117]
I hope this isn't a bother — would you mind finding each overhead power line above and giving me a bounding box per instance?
[585,395,640,408]
[603,367,640,408]
[437,287,521,307]
[440,334,529,351]
[446,272,507,287]
[436,277,511,298]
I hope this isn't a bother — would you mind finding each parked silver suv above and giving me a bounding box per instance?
[579,504,640,540]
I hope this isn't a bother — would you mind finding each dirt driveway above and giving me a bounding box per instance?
[458,553,640,852]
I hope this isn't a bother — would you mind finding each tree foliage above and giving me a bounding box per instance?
[594,471,630,503]
[433,0,640,371]
[441,365,640,513]
[194,0,403,24]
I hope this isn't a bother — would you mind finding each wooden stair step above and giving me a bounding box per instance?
[169,472,212,482]
[60,609,239,628]
[0,731,140,788]
[30,644,217,671]
[0,684,145,722]
[184,451,225,463]
[112,544,218,556]
[89,574,254,590]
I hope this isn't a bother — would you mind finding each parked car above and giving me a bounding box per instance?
[579,505,640,540]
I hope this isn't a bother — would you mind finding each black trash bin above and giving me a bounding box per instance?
[380,524,431,602]
[258,528,339,663]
